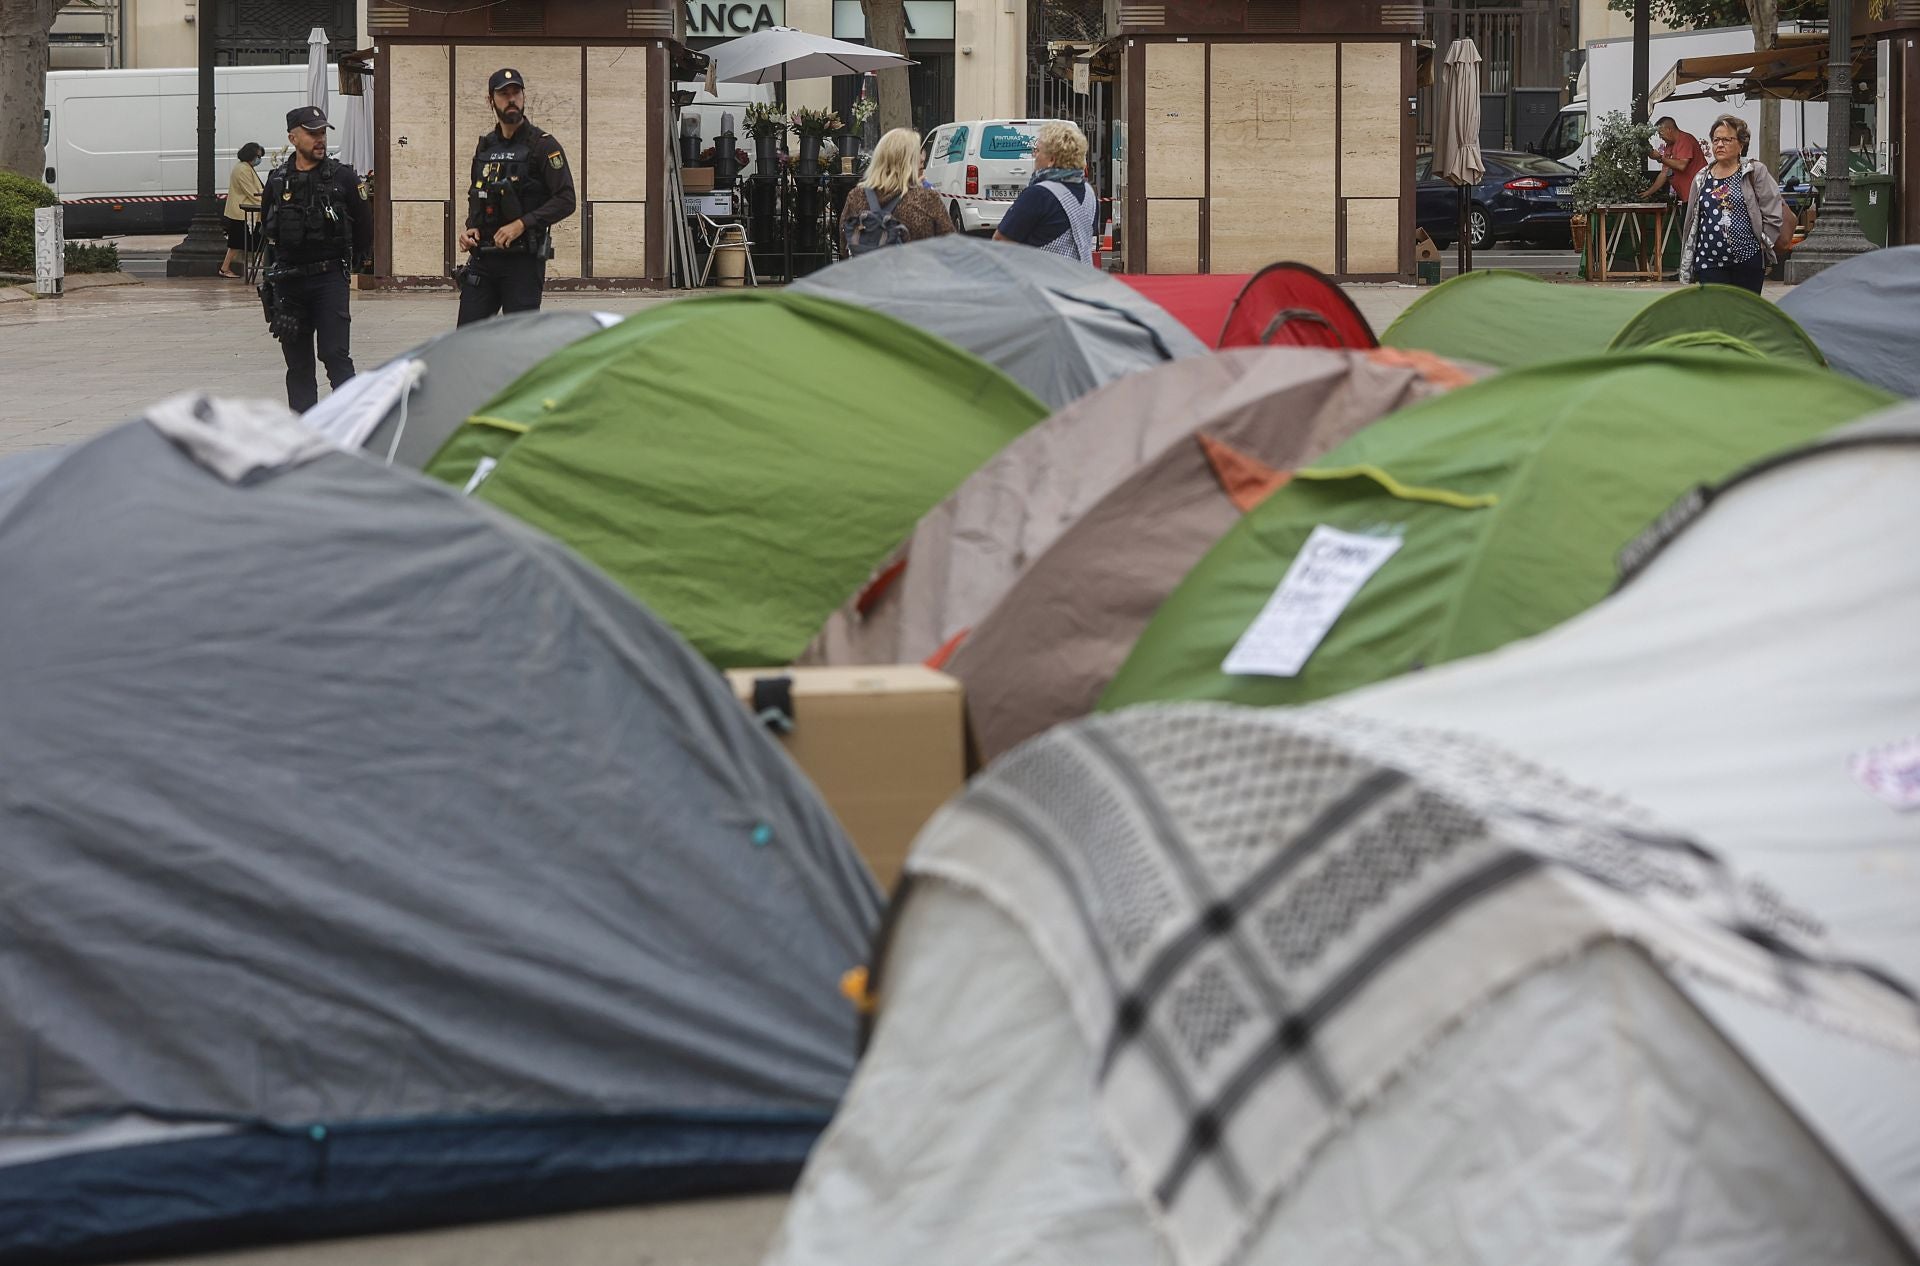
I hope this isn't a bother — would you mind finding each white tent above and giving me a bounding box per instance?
[766,411,1920,1266]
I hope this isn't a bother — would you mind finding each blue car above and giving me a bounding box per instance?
[1417,150,1579,250]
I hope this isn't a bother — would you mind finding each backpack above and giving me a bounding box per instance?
[843,187,911,256]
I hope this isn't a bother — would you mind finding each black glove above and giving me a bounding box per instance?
[269,289,307,342]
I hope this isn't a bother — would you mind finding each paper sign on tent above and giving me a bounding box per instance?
[1223,524,1401,679]
[1851,737,1920,811]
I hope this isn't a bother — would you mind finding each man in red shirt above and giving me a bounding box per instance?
[1642,116,1707,201]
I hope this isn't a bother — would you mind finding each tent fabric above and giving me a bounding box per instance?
[1102,350,1895,714]
[424,291,1047,668]
[1779,245,1920,397]
[1115,265,1377,350]
[300,309,618,468]
[767,709,1920,1266]
[790,235,1208,408]
[1382,269,1826,368]
[939,350,1461,762]
[0,397,881,1262]
[1115,273,1252,344]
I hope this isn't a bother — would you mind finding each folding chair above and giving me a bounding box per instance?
[697,214,758,287]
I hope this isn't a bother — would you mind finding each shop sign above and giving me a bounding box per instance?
[685,0,783,36]
[832,0,955,41]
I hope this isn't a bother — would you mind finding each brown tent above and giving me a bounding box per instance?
[800,347,1469,760]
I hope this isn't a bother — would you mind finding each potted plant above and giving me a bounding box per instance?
[744,102,786,173]
[789,106,844,177]
[845,94,877,170]
[1570,111,1656,267]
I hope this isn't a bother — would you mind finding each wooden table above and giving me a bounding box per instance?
[1588,202,1676,282]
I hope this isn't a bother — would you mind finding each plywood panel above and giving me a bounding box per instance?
[1341,42,1401,199]
[1145,42,1206,200]
[1147,199,1200,273]
[388,45,450,201]
[391,200,447,277]
[1209,43,1336,274]
[454,45,584,196]
[586,48,649,202]
[1344,197,1400,274]
[590,201,647,276]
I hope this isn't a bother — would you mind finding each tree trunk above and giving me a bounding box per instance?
[1748,0,1780,171]
[858,0,914,134]
[0,0,57,183]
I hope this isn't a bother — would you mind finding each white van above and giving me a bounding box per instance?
[44,65,325,237]
[920,118,1067,234]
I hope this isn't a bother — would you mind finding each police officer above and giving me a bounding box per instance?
[258,105,374,413]
[457,67,577,325]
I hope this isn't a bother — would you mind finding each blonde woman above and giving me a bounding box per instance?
[993,120,1094,263]
[838,128,953,256]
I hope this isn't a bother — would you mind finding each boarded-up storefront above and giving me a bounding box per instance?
[1114,0,1420,280]
[371,0,673,287]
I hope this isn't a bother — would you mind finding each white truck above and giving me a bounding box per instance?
[44,65,330,238]
[1536,23,1827,172]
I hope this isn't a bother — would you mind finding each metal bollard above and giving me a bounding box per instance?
[33,206,65,298]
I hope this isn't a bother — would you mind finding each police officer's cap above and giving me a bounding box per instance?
[286,105,333,132]
[489,67,526,93]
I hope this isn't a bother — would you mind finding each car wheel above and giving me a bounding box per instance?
[1467,205,1493,251]
[951,204,966,234]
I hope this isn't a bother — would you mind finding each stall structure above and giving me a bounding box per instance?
[1859,0,1917,247]
[1110,0,1422,280]
[369,0,675,288]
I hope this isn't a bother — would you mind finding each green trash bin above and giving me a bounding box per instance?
[1811,170,1894,248]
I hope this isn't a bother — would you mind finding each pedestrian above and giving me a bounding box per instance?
[1639,116,1704,204]
[992,121,1096,264]
[1678,114,1786,296]
[457,68,576,326]
[838,128,953,256]
[258,107,374,412]
[220,142,265,279]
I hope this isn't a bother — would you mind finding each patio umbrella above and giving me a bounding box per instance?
[304,27,330,111]
[340,85,375,173]
[706,26,912,84]
[1434,37,1484,274]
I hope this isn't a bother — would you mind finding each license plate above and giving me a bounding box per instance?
[988,185,1022,201]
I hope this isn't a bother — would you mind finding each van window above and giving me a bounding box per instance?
[1543,111,1584,160]
[44,109,51,146]
[945,126,970,162]
[979,124,1038,159]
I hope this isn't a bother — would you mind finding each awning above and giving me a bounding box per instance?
[1652,32,1873,104]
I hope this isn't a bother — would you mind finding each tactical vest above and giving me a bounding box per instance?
[268,160,351,265]
[469,127,549,255]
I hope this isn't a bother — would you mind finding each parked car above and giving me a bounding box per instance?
[1416,150,1579,250]
[920,118,1067,235]
[1776,147,1878,218]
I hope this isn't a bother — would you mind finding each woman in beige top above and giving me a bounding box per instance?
[220,142,266,279]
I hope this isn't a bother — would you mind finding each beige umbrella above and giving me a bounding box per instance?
[1434,37,1485,274]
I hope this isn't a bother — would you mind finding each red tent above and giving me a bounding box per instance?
[1118,262,1377,350]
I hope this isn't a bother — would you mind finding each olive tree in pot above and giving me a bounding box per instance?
[1570,111,1656,260]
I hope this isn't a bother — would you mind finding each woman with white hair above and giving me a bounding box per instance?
[993,120,1095,264]
[838,127,954,255]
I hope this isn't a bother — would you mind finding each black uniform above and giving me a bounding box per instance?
[458,121,576,326]
[260,156,374,412]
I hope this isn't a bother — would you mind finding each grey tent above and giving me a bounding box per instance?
[301,310,618,467]
[0,397,880,1263]
[1779,245,1920,397]
[790,235,1208,408]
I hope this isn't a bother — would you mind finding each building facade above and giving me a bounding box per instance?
[52,0,366,69]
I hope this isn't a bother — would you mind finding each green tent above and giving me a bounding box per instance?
[1101,349,1894,712]
[1381,269,1825,369]
[426,292,1048,668]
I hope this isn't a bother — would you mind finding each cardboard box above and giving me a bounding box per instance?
[727,666,966,890]
[1413,228,1441,261]
[681,166,715,193]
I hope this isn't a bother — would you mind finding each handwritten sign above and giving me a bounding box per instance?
[1851,737,1920,811]
[1223,525,1401,678]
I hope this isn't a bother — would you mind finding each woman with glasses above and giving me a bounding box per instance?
[1678,114,1787,294]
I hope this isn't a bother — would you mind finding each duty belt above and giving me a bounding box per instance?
[267,258,348,279]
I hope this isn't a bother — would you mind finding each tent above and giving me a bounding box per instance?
[1779,245,1920,397]
[767,703,1920,1266]
[0,397,881,1263]
[424,291,1048,668]
[789,235,1207,408]
[1102,350,1894,713]
[1381,268,1826,368]
[800,347,1468,763]
[1118,263,1379,350]
[301,310,618,468]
